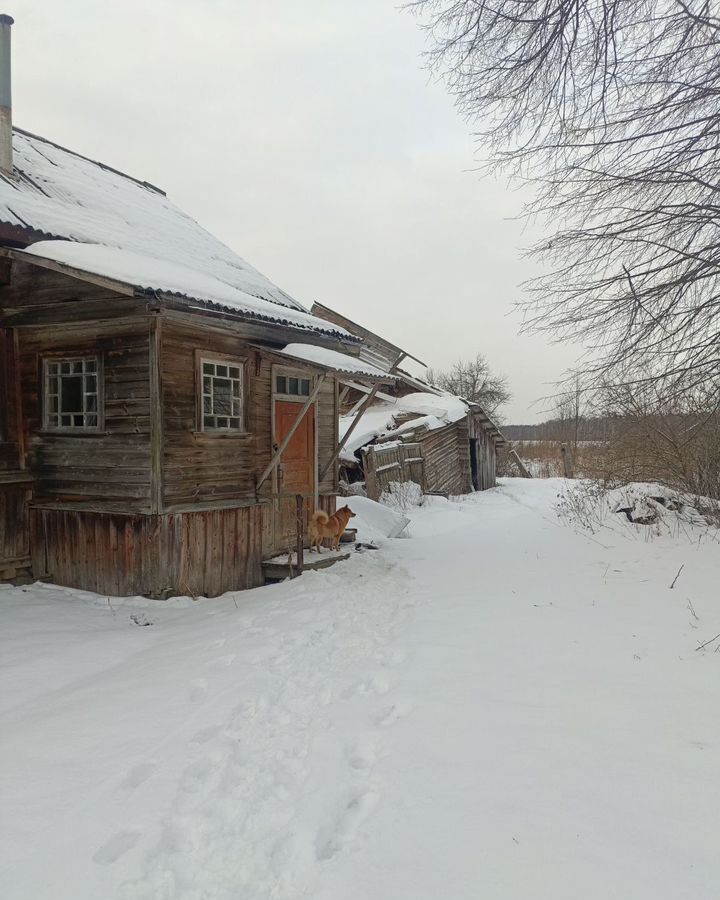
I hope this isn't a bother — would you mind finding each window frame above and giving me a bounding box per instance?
[196,353,247,434]
[272,366,314,401]
[42,354,104,433]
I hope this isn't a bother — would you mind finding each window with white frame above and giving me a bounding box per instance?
[44,357,101,430]
[275,373,312,398]
[201,359,244,430]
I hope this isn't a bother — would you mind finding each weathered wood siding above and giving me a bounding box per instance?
[18,320,153,512]
[317,374,339,497]
[419,420,472,496]
[160,319,261,510]
[468,413,498,490]
[363,442,425,501]
[31,505,264,597]
[0,326,32,575]
[0,479,32,577]
[0,328,22,471]
[0,257,344,593]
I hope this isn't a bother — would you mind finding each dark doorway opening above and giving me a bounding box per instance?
[469,438,480,491]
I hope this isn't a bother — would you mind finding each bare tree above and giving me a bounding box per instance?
[411,1,720,395]
[591,375,720,498]
[427,353,511,416]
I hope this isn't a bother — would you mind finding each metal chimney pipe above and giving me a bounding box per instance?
[0,14,13,175]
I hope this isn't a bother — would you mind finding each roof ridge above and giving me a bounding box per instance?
[13,126,167,197]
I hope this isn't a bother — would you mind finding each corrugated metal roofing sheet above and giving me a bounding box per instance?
[0,128,352,339]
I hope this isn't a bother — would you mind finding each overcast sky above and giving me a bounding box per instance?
[9,0,581,423]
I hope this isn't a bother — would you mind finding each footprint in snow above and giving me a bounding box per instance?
[346,734,377,773]
[188,678,208,702]
[92,830,141,865]
[342,674,390,699]
[374,698,413,728]
[180,759,214,794]
[315,790,380,861]
[121,761,157,790]
[190,724,223,745]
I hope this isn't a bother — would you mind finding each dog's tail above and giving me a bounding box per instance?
[311,510,330,526]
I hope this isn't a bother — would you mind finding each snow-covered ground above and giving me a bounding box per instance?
[2,479,718,900]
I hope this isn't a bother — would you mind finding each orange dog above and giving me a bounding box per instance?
[310,506,356,553]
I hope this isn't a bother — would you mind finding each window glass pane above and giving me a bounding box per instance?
[301,379,311,395]
[48,377,58,393]
[49,396,58,413]
[47,362,58,376]
[86,394,97,412]
[60,362,71,375]
[289,377,299,395]
[61,375,83,413]
[202,361,244,429]
[71,360,82,374]
[276,376,286,394]
[73,414,84,427]
[213,378,232,415]
[85,359,97,373]
[84,375,97,394]
[61,414,72,427]
[86,414,97,427]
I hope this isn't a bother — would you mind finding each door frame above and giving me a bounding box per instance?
[270,365,319,545]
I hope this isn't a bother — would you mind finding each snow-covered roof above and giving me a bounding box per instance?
[340,391,472,454]
[276,343,392,380]
[20,242,349,337]
[0,128,353,340]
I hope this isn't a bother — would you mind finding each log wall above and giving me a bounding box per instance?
[0,259,343,594]
[15,320,153,512]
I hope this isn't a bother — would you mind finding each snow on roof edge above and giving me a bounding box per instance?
[17,242,360,342]
[277,343,391,379]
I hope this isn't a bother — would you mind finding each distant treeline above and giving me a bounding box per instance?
[504,418,613,442]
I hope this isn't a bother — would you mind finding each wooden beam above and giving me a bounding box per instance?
[508,447,532,478]
[318,382,382,482]
[256,375,326,492]
[2,248,137,296]
[339,378,395,404]
[149,316,164,513]
[11,329,25,470]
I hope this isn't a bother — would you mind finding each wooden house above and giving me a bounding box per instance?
[0,20,392,596]
[309,303,506,499]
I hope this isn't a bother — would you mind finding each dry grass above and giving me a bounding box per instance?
[508,441,609,479]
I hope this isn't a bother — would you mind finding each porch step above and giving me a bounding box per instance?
[262,549,351,582]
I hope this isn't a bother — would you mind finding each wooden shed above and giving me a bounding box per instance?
[309,304,506,499]
[0,128,390,596]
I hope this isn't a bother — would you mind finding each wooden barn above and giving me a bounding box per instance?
[0,22,392,596]
[309,304,506,499]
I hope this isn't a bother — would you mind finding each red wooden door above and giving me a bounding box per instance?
[274,400,315,543]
